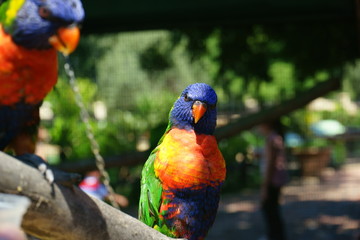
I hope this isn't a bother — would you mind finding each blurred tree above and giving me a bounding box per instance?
[176,22,356,83]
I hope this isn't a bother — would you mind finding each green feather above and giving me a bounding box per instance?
[139,122,176,237]
[0,0,25,30]
[0,1,10,24]
[138,149,162,226]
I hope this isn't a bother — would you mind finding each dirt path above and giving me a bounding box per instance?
[207,163,360,240]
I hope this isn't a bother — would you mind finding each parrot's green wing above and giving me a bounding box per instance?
[139,123,176,237]
[139,149,162,226]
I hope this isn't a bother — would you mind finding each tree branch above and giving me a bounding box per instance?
[57,151,149,173]
[214,78,341,141]
[0,152,183,240]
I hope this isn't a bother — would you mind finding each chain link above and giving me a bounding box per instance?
[63,56,119,209]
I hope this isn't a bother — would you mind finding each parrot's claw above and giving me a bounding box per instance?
[45,168,55,184]
[37,162,55,183]
[15,154,81,187]
[38,162,47,174]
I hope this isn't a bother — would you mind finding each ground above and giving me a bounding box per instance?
[206,162,360,240]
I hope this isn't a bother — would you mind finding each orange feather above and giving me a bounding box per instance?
[154,128,226,190]
[0,25,58,105]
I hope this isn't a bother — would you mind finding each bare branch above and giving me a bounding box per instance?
[57,151,149,173]
[0,152,183,240]
[214,78,341,141]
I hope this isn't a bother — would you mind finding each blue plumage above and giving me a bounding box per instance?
[162,185,222,240]
[0,102,40,150]
[170,83,217,135]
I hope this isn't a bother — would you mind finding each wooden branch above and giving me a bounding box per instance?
[0,152,183,240]
[214,78,341,141]
[57,151,149,173]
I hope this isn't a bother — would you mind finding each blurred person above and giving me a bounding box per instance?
[79,170,129,208]
[0,225,26,240]
[257,119,288,240]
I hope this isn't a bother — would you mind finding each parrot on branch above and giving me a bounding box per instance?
[139,83,226,240]
[0,0,84,180]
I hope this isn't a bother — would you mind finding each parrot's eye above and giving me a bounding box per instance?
[184,94,192,102]
[38,6,52,19]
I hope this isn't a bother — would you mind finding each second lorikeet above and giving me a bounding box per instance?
[0,0,84,155]
[139,83,226,240]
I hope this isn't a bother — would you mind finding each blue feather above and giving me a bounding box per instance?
[0,102,40,150]
[162,184,222,240]
[170,83,217,135]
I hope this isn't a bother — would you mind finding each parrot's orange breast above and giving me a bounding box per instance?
[0,25,58,105]
[154,128,226,190]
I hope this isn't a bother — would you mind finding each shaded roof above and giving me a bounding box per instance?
[82,0,356,34]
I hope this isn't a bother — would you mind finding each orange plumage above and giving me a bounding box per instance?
[0,25,58,105]
[0,0,83,154]
[154,128,226,189]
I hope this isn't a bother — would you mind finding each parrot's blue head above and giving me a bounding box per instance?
[2,0,84,54]
[170,83,218,135]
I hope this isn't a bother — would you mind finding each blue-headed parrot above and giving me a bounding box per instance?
[139,83,226,240]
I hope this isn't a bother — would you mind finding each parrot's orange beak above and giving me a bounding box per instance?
[192,100,207,124]
[49,26,80,56]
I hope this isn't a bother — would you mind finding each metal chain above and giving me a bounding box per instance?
[63,56,119,209]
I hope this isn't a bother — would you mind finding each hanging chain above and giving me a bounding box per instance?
[63,55,119,209]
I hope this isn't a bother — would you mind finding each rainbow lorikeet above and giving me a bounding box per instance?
[139,83,226,240]
[0,0,84,155]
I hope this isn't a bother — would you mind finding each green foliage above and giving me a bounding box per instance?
[165,23,356,109]
[139,40,173,72]
[44,77,135,161]
[343,60,360,101]
[219,132,262,192]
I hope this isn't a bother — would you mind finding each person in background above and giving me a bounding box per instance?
[0,225,26,240]
[79,170,129,208]
[258,119,288,240]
